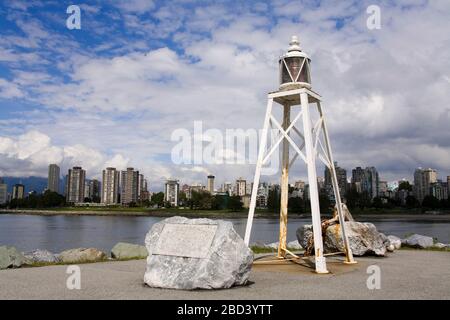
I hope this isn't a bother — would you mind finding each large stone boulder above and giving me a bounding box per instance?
[144,216,253,290]
[23,249,60,264]
[379,233,395,252]
[387,235,402,250]
[297,225,313,249]
[402,234,434,249]
[0,246,27,269]
[111,242,148,259]
[297,222,387,256]
[59,248,106,263]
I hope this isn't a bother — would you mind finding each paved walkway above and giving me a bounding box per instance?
[0,250,449,299]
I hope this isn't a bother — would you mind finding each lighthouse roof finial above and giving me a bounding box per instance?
[288,35,301,52]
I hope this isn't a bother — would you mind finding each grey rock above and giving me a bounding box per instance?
[23,249,60,264]
[379,233,390,246]
[111,242,148,259]
[287,240,302,250]
[433,243,446,249]
[296,222,387,256]
[402,234,434,249]
[266,242,279,250]
[0,246,27,269]
[386,244,395,252]
[387,235,402,250]
[59,248,106,263]
[262,240,302,250]
[144,216,253,290]
[249,241,266,248]
[296,225,313,249]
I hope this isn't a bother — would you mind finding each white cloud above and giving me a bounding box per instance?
[113,0,155,13]
[104,154,130,170]
[0,78,25,98]
[0,131,131,180]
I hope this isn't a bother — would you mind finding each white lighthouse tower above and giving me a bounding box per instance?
[244,36,356,273]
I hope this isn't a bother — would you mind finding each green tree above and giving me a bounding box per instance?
[228,195,243,211]
[267,188,280,213]
[444,196,450,209]
[151,192,165,207]
[405,195,419,208]
[199,192,213,210]
[318,192,331,214]
[372,197,383,209]
[42,190,65,207]
[398,181,413,192]
[288,197,304,213]
[358,191,372,210]
[422,195,440,209]
[178,191,187,207]
[345,187,359,210]
[188,190,201,209]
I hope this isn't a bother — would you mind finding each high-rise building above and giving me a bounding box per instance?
[65,167,86,203]
[430,181,448,201]
[447,176,450,197]
[187,184,204,199]
[102,167,119,205]
[222,182,233,196]
[353,181,362,193]
[0,179,7,204]
[47,164,60,193]
[165,179,179,206]
[351,167,366,185]
[207,175,215,193]
[317,177,325,191]
[84,180,91,199]
[324,162,347,200]
[365,167,379,199]
[351,166,379,199]
[414,168,437,203]
[181,184,190,195]
[236,178,246,196]
[378,181,388,197]
[12,184,25,200]
[121,167,139,205]
[256,182,269,208]
[246,182,254,196]
[293,180,305,190]
[137,174,148,202]
[89,179,100,202]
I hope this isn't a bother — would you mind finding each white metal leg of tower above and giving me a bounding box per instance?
[244,87,356,274]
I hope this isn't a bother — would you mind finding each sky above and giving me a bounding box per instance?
[0,0,449,191]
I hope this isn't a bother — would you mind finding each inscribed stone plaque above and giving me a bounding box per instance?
[153,224,218,258]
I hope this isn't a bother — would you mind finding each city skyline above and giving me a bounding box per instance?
[0,1,449,192]
[1,162,448,198]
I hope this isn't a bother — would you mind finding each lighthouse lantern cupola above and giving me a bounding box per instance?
[279,35,311,91]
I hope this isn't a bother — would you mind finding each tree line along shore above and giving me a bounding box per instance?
[1,208,450,221]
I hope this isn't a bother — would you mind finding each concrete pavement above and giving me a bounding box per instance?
[0,250,449,299]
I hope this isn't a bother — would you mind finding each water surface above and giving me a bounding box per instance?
[0,214,449,252]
